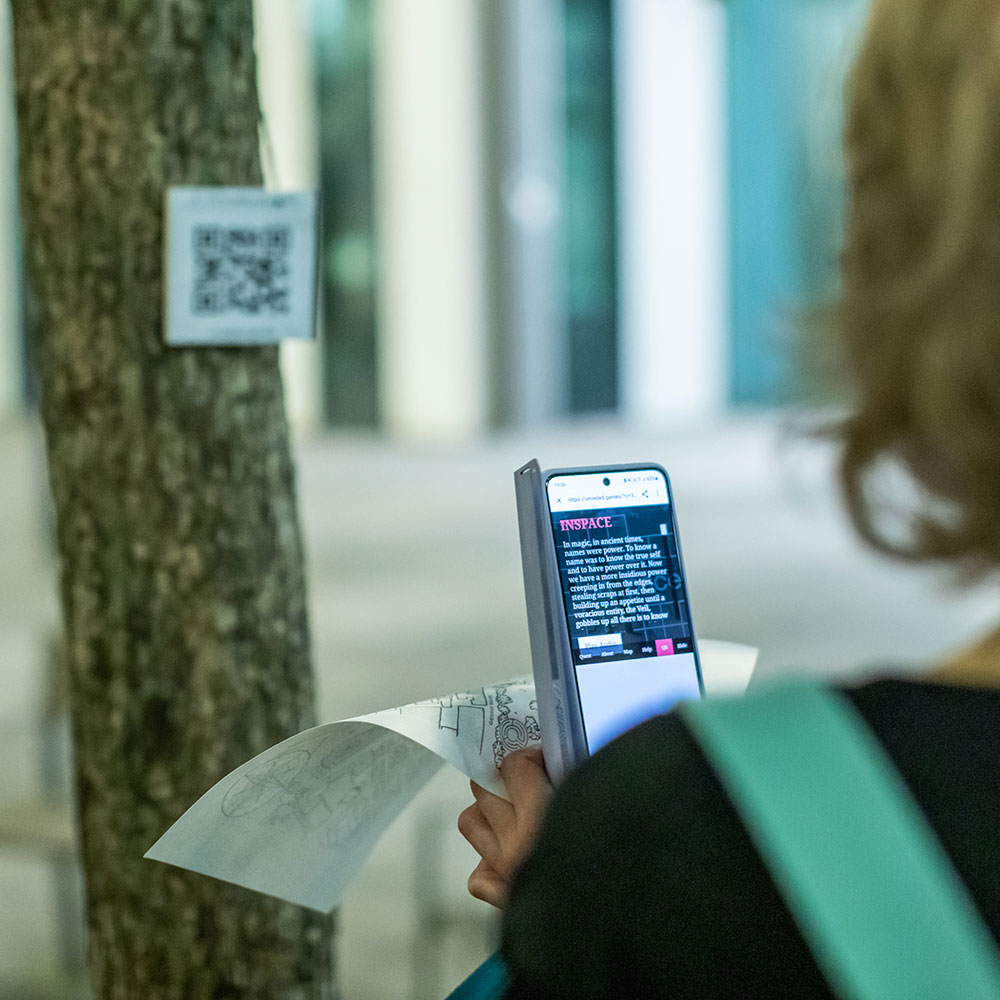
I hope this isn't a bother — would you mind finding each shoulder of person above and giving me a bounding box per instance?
[500,707,834,999]
[499,713,727,999]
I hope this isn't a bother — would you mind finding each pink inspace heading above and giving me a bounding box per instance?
[559,516,613,532]
[546,469,668,514]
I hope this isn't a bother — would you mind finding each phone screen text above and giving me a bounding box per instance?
[547,470,701,751]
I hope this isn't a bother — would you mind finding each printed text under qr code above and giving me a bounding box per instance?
[192,225,293,316]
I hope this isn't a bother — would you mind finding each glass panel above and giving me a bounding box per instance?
[564,0,619,414]
[312,0,378,426]
[728,0,867,405]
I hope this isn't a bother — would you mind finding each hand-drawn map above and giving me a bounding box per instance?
[145,678,541,912]
[145,642,755,913]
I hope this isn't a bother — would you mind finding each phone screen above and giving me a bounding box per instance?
[546,468,702,753]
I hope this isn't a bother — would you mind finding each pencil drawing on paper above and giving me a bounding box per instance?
[412,687,490,754]
[492,684,541,768]
[217,727,421,850]
[221,748,312,818]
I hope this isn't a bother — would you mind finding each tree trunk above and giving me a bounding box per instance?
[12,2,335,996]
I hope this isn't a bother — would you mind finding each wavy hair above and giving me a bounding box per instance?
[837,0,1000,574]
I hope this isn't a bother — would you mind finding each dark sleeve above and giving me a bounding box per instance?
[499,712,832,1000]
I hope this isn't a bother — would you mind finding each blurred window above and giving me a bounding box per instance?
[728,0,868,405]
[565,0,619,415]
[311,0,378,426]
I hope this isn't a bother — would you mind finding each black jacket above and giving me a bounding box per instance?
[500,679,1000,999]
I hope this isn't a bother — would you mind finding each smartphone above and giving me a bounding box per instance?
[515,460,703,781]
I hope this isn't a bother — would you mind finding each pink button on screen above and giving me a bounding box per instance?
[655,639,674,656]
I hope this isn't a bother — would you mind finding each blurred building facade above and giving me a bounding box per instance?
[0,0,868,440]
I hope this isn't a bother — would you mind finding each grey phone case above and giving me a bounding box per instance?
[514,459,587,783]
[515,458,703,782]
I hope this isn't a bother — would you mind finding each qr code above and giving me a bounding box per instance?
[192,225,292,315]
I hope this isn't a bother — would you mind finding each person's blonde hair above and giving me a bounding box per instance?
[838,0,1000,574]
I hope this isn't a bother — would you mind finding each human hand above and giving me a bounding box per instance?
[457,746,552,908]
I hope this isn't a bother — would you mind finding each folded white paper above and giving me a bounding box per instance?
[145,639,756,912]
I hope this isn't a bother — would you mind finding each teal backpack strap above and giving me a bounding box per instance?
[681,682,1000,1000]
[444,951,509,1000]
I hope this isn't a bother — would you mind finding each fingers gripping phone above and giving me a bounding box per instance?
[515,459,704,783]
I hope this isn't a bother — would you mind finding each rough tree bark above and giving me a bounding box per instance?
[12,2,335,997]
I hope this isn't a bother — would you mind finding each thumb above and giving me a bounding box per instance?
[500,746,551,819]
